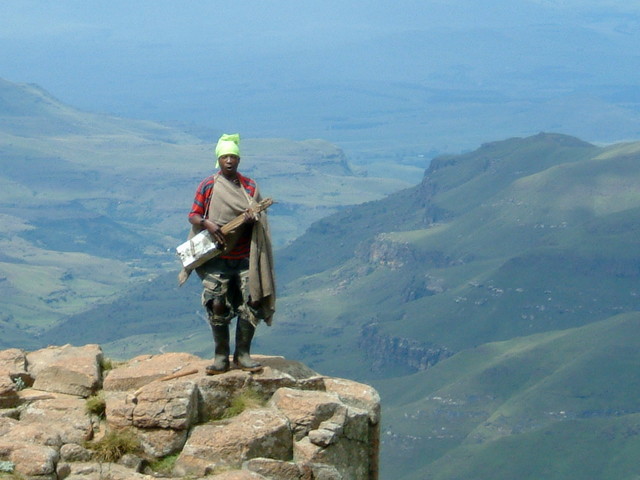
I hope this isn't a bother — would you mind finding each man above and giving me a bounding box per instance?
[188,133,275,375]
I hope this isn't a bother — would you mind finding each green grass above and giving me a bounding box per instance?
[85,428,141,463]
[148,453,180,474]
[376,313,640,479]
[85,393,106,418]
[417,414,640,480]
[0,79,411,347]
[219,388,267,419]
[4,90,640,480]
[79,131,640,480]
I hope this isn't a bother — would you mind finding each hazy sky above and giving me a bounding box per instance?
[1,1,640,156]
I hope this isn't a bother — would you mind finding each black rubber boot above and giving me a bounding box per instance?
[205,324,230,375]
[233,317,263,372]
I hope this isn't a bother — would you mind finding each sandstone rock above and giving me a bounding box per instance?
[60,443,93,462]
[0,407,19,419]
[196,370,250,422]
[0,348,33,409]
[207,470,269,479]
[307,463,344,480]
[246,457,313,479]
[0,347,380,479]
[28,344,103,397]
[10,443,59,478]
[282,392,375,479]
[258,356,319,379]
[118,453,145,472]
[104,390,135,428]
[1,421,62,447]
[269,388,344,440]
[136,427,189,458]
[309,427,340,447]
[0,375,18,409]
[60,462,156,479]
[294,436,369,480]
[323,377,381,479]
[132,378,199,430]
[323,377,381,424]
[245,357,325,398]
[175,408,292,476]
[0,348,31,387]
[0,349,28,409]
[103,352,203,391]
[0,416,18,436]
[56,462,72,479]
[19,391,93,444]
[341,406,371,442]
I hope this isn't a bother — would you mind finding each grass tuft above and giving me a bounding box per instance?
[100,357,114,372]
[85,428,141,462]
[148,453,179,474]
[221,388,266,419]
[85,393,107,418]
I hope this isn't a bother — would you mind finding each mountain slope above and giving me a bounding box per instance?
[265,133,639,368]
[378,312,640,480]
[5,75,640,479]
[0,77,410,348]
[252,133,640,479]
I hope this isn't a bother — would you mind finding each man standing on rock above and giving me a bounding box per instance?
[187,133,276,375]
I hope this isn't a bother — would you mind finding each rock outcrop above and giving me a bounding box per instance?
[359,323,453,372]
[0,345,380,480]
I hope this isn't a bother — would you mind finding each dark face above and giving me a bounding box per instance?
[219,154,240,179]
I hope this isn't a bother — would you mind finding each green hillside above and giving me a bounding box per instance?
[270,133,639,355]
[52,131,640,480]
[254,133,640,479]
[3,75,640,479]
[379,312,640,480]
[0,77,410,349]
[51,130,639,480]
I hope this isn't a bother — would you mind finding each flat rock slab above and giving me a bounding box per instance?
[58,461,156,480]
[269,387,345,440]
[174,408,292,476]
[18,390,94,444]
[103,352,203,391]
[28,344,103,397]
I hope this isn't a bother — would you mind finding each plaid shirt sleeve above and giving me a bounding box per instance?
[188,176,215,218]
[237,173,257,198]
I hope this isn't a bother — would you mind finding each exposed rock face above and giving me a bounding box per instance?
[357,233,451,272]
[0,345,380,479]
[360,323,454,373]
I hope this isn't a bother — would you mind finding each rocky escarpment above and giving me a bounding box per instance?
[359,323,453,373]
[356,233,452,272]
[0,345,380,480]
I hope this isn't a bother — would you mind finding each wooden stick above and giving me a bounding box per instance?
[159,368,199,382]
[220,198,274,235]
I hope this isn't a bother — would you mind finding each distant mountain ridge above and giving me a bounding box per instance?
[260,132,640,479]
[3,75,640,479]
[272,132,640,366]
[0,77,409,350]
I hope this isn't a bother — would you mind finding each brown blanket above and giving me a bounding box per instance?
[178,175,276,324]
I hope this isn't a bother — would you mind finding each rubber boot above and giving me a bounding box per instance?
[233,317,263,372]
[205,324,230,375]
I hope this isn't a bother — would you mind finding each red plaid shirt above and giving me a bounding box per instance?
[189,172,257,259]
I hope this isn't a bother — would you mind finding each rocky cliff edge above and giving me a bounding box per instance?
[0,344,380,480]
